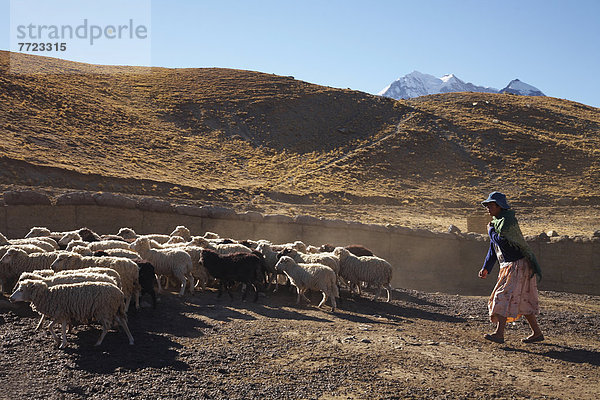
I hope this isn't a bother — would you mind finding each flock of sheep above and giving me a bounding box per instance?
[0,226,394,349]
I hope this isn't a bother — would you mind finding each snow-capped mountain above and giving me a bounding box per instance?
[378,72,544,99]
[499,79,545,96]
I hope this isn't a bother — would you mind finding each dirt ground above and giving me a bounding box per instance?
[1,283,599,400]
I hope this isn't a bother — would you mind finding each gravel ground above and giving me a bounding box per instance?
[1,284,599,400]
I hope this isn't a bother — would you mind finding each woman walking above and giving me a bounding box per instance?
[478,191,544,344]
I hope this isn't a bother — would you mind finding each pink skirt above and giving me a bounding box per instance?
[488,258,540,323]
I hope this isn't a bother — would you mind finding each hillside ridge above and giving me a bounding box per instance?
[1,52,599,215]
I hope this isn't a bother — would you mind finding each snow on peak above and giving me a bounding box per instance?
[378,72,497,99]
[378,73,543,100]
[499,79,545,96]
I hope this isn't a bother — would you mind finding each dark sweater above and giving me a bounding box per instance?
[482,225,525,273]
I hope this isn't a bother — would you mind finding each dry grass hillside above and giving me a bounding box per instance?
[1,51,599,234]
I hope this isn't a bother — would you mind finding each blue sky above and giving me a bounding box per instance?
[1,0,599,107]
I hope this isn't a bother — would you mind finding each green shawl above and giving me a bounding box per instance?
[492,209,542,280]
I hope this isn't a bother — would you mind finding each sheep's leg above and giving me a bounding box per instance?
[95,323,109,346]
[318,292,327,308]
[299,289,311,304]
[217,281,224,298]
[175,272,186,297]
[187,273,195,294]
[251,283,259,302]
[124,296,132,312]
[35,314,46,331]
[295,287,302,304]
[48,321,60,344]
[59,322,68,349]
[225,282,234,299]
[178,279,186,297]
[373,286,383,301]
[330,293,337,312]
[115,315,134,345]
[385,284,392,302]
[155,274,163,293]
[134,289,140,309]
[150,289,157,308]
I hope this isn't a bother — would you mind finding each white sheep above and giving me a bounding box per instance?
[116,227,172,244]
[130,237,194,296]
[208,243,252,255]
[154,244,209,291]
[165,236,185,245]
[23,227,54,239]
[255,243,284,289]
[50,253,140,310]
[275,256,338,312]
[18,237,59,250]
[273,240,307,253]
[178,245,208,290]
[0,244,46,259]
[16,270,120,331]
[281,248,340,275]
[58,232,82,247]
[56,267,123,289]
[116,227,137,240]
[70,245,93,256]
[305,245,322,254]
[170,226,191,241]
[95,248,140,259]
[10,280,134,349]
[333,247,393,302]
[0,248,60,293]
[66,240,88,251]
[189,236,211,248]
[0,233,58,252]
[87,240,132,252]
[202,231,220,240]
[24,227,79,241]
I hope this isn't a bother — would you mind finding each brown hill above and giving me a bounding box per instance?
[1,51,599,233]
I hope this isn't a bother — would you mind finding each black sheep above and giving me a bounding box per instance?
[136,261,157,309]
[77,227,101,242]
[320,243,374,257]
[201,249,264,301]
[94,251,157,309]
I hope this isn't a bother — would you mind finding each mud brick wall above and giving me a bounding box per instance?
[1,191,598,296]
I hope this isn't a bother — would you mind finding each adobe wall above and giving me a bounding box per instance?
[1,192,598,296]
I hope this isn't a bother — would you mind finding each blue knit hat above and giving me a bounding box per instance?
[481,191,511,209]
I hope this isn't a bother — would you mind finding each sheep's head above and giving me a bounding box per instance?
[202,231,220,240]
[320,243,335,253]
[275,256,295,272]
[10,279,44,303]
[256,242,271,255]
[66,240,87,251]
[280,248,297,258]
[166,236,185,245]
[170,226,191,241]
[24,227,51,239]
[333,247,349,260]
[292,241,307,253]
[117,227,137,240]
[58,232,81,246]
[78,228,100,242]
[130,237,150,253]
[0,248,26,265]
[190,236,210,247]
[51,253,80,271]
